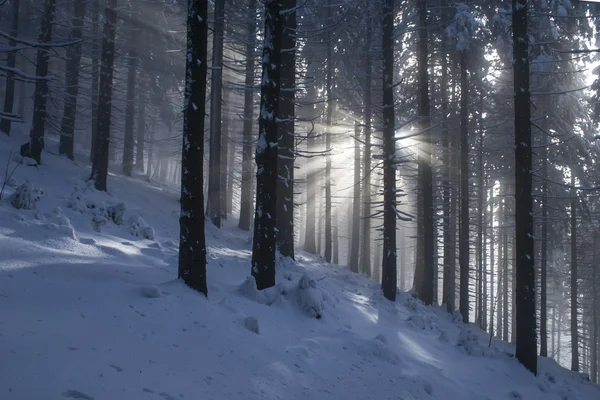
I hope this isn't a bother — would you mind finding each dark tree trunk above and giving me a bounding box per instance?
[276,0,296,259]
[58,0,86,160]
[135,79,146,172]
[592,231,598,382]
[206,0,225,227]
[540,128,548,356]
[122,0,140,176]
[477,95,484,328]
[227,127,235,215]
[333,211,339,264]
[503,212,509,341]
[513,0,537,374]
[489,185,495,333]
[415,0,434,305]
[89,0,100,161]
[178,0,208,296]
[221,87,230,218]
[0,0,20,135]
[459,51,469,323]
[239,0,257,231]
[348,121,361,273]
[381,0,396,301]
[360,12,372,276]
[89,0,118,191]
[22,0,55,165]
[303,60,319,254]
[251,0,283,290]
[324,0,333,264]
[571,170,579,372]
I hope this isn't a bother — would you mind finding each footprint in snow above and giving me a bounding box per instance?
[79,238,96,246]
[62,390,94,399]
[109,364,123,372]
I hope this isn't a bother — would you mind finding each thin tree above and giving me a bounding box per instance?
[0,0,20,135]
[58,0,86,160]
[178,0,209,296]
[381,0,396,301]
[348,121,361,273]
[251,0,283,290]
[513,0,537,375]
[571,166,579,371]
[89,0,118,191]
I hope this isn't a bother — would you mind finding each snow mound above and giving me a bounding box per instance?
[128,214,155,240]
[293,273,325,319]
[242,316,260,334]
[457,328,485,356]
[354,335,402,366]
[140,285,162,298]
[407,314,438,332]
[44,215,76,240]
[10,182,43,210]
[238,275,281,306]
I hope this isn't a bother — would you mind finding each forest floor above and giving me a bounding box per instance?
[1,132,599,400]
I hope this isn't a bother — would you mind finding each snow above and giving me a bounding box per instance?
[1,132,599,400]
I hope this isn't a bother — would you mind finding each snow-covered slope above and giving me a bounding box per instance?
[1,134,599,400]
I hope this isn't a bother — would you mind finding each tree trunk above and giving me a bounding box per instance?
[89,0,118,191]
[477,95,484,328]
[459,51,469,323]
[592,230,598,382]
[415,0,434,305]
[207,0,225,227]
[122,0,140,176]
[221,86,230,218]
[239,0,257,231]
[324,0,334,264]
[0,0,20,135]
[571,169,579,371]
[360,8,372,276]
[381,0,396,301]
[135,79,146,172]
[251,0,283,290]
[58,0,86,159]
[503,214,509,341]
[22,0,55,165]
[333,211,339,264]
[540,115,548,357]
[513,0,537,374]
[276,0,296,259]
[489,185,495,333]
[227,128,235,215]
[178,0,208,296]
[348,121,361,273]
[90,0,100,161]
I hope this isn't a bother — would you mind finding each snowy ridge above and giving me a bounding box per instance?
[1,134,599,400]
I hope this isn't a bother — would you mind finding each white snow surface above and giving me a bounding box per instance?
[1,134,599,400]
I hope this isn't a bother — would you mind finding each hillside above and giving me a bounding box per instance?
[1,134,599,400]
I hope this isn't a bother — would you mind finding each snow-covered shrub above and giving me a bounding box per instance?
[452,310,464,325]
[457,329,484,356]
[141,285,162,298]
[295,274,325,319]
[107,202,126,225]
[128,214,155,240]
[10,183,43,210]
[238,276,281,306]
[407,314,437,331]
[242,316,260,334]
[45,215,76,239]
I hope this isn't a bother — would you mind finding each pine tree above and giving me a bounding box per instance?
[0,0,20,135]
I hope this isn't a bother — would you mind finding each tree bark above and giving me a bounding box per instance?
[324,0,334,263]
[0,0,20,135]
[360,10,372,276]
[135,79,146,172]
[207,0,225,227]
[90,0,100,161]
[381,0,396,301]
[251,0,283,290]
[89,0,118,191]
[22,0,55,165]
[459,51,469,323]
[513,0,537,374]
[276,0,296,259]
[178,0,208,296]
[348,121,361,273]
[571,168,579,371]
[122,0,140,176]
[239,0,257,231]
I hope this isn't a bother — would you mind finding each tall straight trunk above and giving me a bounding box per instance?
[540,120,549,357]
[58,0,86,159]
[558,302,562,362]
[90,0,100,161]
[207,0,225,227]
[477,96,484,328]
[147,116,156,179]
[592,231,598,382]
[135,80,146,172]
[89,0,118,191]
[303,113,317,252]
[349,121,361,273]
[178,0,208,296]
[333,211,339,264]
[489,185,495,333]
[221,87,230,218]
[503,216,509,341]
[324,0,334,263]
[251,0,283,290]
[415,0,434,305]
[399,226,406,291]
[498,196,504,337]
[239,0,257,231]
[552,306,556,359]
[122,0,140,176]
[227,129,235,214]
[22,0,55,165]
[571,170,579,371]
[360,8,372,275]
[459,51,469,323]
[381,0,396,301]
[317,190,323,255]
[513,0,537,374]
[276,0,296,259]
[0,0,20,135]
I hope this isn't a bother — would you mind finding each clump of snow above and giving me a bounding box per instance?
[44,214,76,240]
[374,333,388,344]
[141,285,162,298]
[294,273,325,319]
[107,202,126,225]
[238,275,281,306]
[355,336,402,366]
[10,182,43,210]
[242,316,260,334]
[407,314,437,332]
[452,310,464,324]
[457,328,485,356]
[128,214,155,240]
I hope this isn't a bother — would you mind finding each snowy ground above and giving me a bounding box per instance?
[1,133,599,400]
